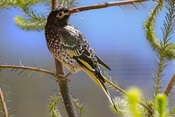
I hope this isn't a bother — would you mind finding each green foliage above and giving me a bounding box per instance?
[102,69,125,94]
[111,87,147,116]
[153,45,168,96]
[48,92,85,117]
[15,3,47,31]
[0,0,43,9]
[126,87,143,117]
[169,107,175,116]
[15,15,46,31]
[0,0,76,31]
[103,69,119,91]
[111,97,127,113]
[60,0,76,8]
[154,94,168,117]
[144,0,164,50]
[112,91,145,117]
[14,3,47,31]
[144,0,175,59]
[111,87,174,117]
[72,98,85,116]
[48,94,62,117]
[153,0,175,97]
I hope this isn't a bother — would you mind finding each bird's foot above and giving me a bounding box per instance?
[56,72,72,82]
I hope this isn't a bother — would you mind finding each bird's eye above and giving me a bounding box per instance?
[56,11,64,18]
[59,12,62,16]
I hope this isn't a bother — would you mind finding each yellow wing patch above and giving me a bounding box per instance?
[65,49,80,57]
[78,58,95,71]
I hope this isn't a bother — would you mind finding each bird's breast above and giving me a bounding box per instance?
[45,26,81,73]
[45,27,62,54]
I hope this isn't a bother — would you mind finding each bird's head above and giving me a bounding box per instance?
[46,7,77,27]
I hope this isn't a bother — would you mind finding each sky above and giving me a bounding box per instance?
[0,0,175,117]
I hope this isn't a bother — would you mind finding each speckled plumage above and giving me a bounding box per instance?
[45,7,117,111]
[45,24,81,72]
[45,8,100,74]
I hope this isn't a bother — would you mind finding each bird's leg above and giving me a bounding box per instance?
[56,72,72,82]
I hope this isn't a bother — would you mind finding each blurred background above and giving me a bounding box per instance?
[0,0,175,117]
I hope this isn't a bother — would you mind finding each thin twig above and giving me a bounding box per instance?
[0,65,55,77]
[0,88,8,117]
[104,78,153,115]
[104,78,128,95]
[163,73,175,96]
[70,0,149,13]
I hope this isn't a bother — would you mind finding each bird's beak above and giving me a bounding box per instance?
[66,9,79,15]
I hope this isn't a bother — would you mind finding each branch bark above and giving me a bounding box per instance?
[55,59,78,117]
[163,73,175,96]
[52,0,78,117]
[70,0,149,13]
[0,88,8,117]
[52,0,59,11]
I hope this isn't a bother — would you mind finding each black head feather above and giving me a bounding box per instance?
[46,7,70,27]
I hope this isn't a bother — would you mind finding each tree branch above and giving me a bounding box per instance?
[70,0,149,13]
[0,65,55,77]
[52,0,78,116]
[52,0,59,11]
[163,73,175,96]
[0,88,8,117]
[55,59,78,117]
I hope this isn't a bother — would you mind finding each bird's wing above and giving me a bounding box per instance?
[60,28,105,82]
[60,25,111,70]
[60,27,117,111]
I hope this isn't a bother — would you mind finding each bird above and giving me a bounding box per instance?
[45,6,117,111]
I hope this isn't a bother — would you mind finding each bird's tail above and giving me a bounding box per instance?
[81,68,117,112]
